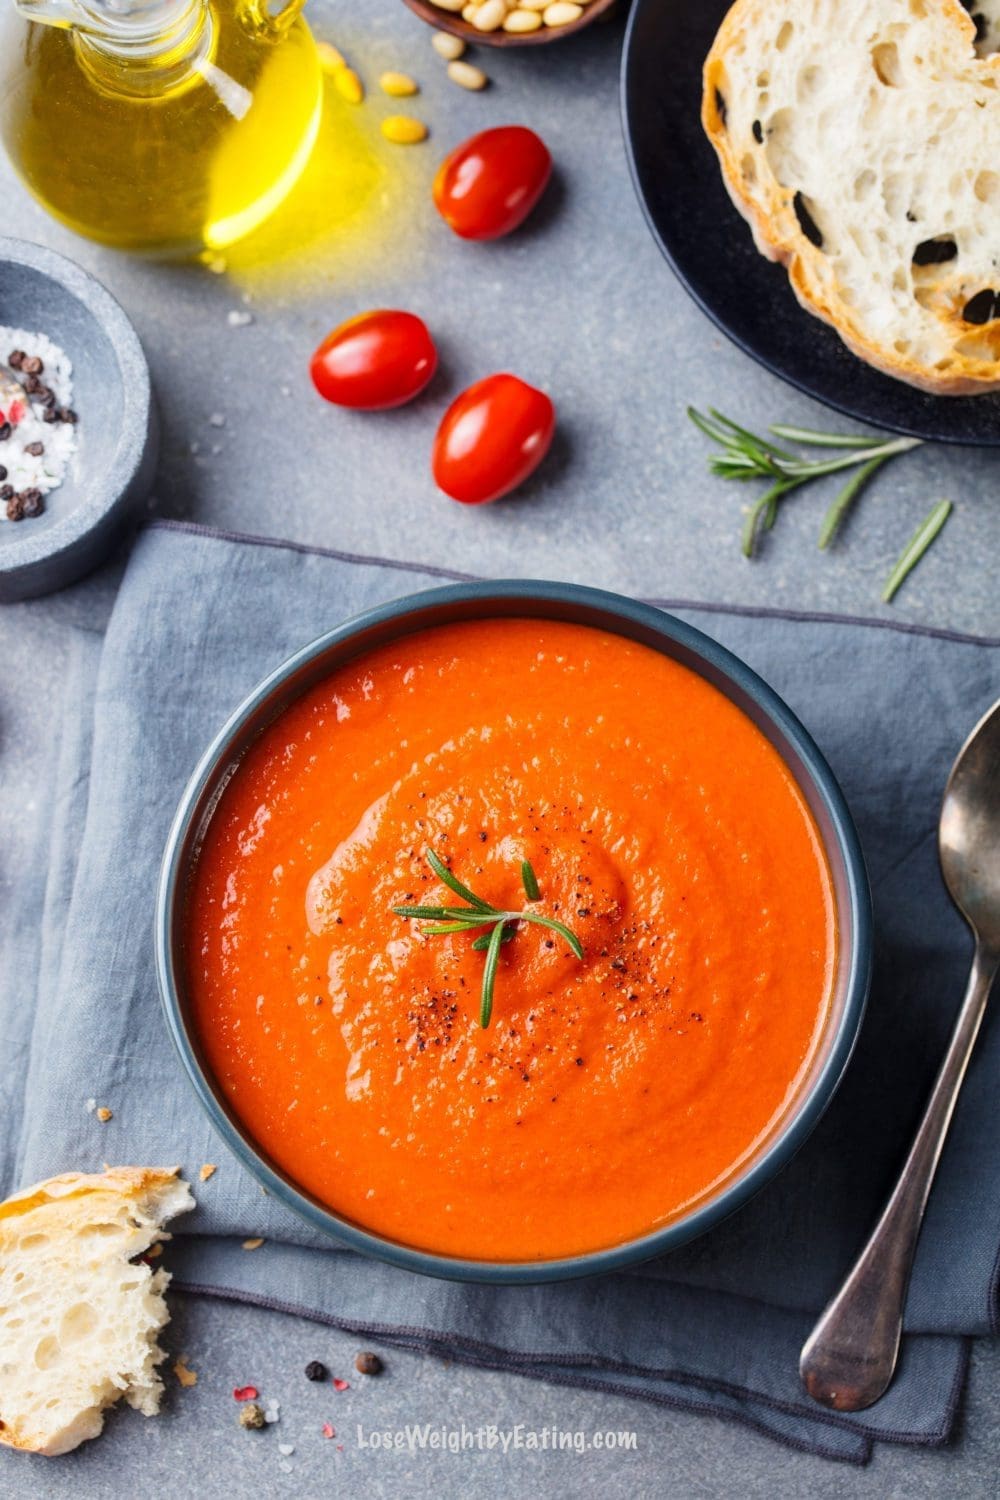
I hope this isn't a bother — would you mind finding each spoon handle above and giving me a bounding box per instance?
[800,943,999,1411]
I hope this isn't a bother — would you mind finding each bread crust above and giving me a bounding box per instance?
[703,0,1000,395]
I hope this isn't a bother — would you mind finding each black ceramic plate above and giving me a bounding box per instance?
[621,0,1000,446]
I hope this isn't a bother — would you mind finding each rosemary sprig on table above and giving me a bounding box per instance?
[689,407,922,559]
[392,848,583,1030]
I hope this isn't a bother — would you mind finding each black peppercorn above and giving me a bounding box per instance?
[304,1360,328,1382]
[354,1351,383,1376]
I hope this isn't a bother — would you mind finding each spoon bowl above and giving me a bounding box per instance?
[939,699,1000,949]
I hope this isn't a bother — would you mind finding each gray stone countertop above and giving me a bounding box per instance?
[0,0,997,1494]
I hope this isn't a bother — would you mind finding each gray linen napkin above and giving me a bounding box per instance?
[7,520,1000,1465]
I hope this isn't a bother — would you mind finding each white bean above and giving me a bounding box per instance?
[471,0,506,29]
[504,8,542,30]
[543,1,583,23]
[447,59,489,90]
[432,29,466,58]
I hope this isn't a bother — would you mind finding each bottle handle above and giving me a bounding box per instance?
[247,0,307,37]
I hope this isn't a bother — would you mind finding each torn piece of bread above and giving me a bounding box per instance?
[0,1168,194,1456]
[703,0,1000,393]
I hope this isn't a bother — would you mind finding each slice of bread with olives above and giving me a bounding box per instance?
[0,1168,193,1456]
[703,0,1000,393]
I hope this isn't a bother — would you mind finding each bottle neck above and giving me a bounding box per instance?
[73,0,216,96]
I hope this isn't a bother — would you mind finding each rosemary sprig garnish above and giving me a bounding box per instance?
[392,848,584,1030]
[689,407,922,560]
[881,500,952,603]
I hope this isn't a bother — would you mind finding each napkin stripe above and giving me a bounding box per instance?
[148,519,1000,650]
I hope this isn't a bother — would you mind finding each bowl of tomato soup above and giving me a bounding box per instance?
[157,582,871,1282]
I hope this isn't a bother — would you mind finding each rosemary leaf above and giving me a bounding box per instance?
[418,919,494,935]
[519,911,585,960]
[521,859,540,901]
[480,920,507,1029]
[425,848,496,913]
[743,479,797,558]
[882,501,953,603]
[392,904,496,922]
[818,453,890,550]
[472,925,517,952]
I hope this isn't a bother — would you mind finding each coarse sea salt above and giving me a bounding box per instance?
[0,327,78,514]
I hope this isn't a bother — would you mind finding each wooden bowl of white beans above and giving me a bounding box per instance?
[402,0,618,48]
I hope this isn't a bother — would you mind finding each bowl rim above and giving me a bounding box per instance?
[0,236,153,579]
[156,579,873,1284]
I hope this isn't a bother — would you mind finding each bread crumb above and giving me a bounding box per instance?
[199,1164,217,1182]
[242,1237,264,1250]
[173,1358,198,1388]
[95,1107,113,1123]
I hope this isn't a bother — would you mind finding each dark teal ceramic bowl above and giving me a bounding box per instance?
[156,581,872,1284]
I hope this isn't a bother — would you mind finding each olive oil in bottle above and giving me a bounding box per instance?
[0,0,322,255]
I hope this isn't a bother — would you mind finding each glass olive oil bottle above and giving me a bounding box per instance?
[0,0,322,255]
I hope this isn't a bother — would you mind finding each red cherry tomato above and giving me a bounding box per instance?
[310,310,437,410]
[432,373,555,505]
[433,126,552,242]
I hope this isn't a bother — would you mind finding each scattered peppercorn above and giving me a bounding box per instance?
[61,408,78,424]
[0,423,11,441]
[0,466,6,481]
[42,408,60,424]
[238,1402,266,1430]
[305,1360,329,1382]
[575,1057,584,1067]
[21,355,43,376]
[24,441,43,457]
[354,1351,383,1376]
[20,489,44,518]
[5,493,24,521]
[7,350,25,369]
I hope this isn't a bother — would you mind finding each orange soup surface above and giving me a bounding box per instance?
[187,618,836,1261]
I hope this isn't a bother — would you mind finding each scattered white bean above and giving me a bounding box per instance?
[447,59,489,89]
[432,29,466,58]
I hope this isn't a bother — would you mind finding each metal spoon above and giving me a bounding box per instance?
[800,696,1000,1412]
